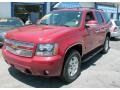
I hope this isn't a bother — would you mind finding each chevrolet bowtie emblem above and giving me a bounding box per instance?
[11,45,17,49]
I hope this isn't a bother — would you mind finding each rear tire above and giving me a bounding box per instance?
[61,50,81,83]
[101,36,110,54]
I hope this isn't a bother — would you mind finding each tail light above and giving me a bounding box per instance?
[113,27,117,32]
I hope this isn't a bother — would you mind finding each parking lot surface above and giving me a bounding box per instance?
[0,38,120,88]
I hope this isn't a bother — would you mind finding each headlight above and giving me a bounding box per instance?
[36,43,58,56]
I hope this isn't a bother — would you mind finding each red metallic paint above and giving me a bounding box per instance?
[2,9,109,76]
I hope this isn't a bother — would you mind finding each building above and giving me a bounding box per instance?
[0,2,120,23]
[52,2,120,20]
[0,2,51,23]
[0,2,11,18]
[95,2,119,20]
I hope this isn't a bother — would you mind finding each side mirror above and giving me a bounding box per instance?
[85,20,97,28]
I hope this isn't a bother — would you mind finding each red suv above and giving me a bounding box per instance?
[2,8,110,83]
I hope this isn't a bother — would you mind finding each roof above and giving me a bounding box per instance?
[52,8,104,12]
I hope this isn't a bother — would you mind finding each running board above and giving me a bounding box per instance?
[82,48,103,63]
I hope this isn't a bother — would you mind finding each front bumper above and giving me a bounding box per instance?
[111,32,120,37]
[2,48,63,76]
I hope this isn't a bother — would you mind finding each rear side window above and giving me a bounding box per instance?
[95,11,104,24]
[115,21,120,26]
[102,12,110,23]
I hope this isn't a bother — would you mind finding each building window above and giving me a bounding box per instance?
[12,3,45,23]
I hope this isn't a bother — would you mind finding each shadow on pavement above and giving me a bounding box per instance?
[110,37,120,41]
[8,53,103,88]
[81,53,103,71]
[8,67,66,88]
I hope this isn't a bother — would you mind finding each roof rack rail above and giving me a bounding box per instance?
[53,7,103,11]
[78,7,103,11]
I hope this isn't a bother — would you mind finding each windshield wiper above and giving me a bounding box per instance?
[40,23,48,25]
[39,23,70,27]
[61,25,70,27]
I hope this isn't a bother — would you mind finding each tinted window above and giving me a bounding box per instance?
[102,12,110,23]
[37,11,82,27]
[115,21,120,26]
[0,18,23,27]
[95,12,104,24]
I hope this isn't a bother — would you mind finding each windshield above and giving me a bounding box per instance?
[115,20,120,26]
[37,11,82,27]
[0,18,23,27]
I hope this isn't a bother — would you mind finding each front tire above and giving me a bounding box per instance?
[61,50,81,83]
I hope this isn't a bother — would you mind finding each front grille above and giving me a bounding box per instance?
[5,39,34,48]
[5,39,34,57]
[6,46,33,57]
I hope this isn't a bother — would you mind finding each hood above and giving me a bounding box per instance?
[0,26,16,39]
[6,25,76,43]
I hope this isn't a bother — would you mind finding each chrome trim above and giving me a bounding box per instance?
[6,46,33,57]
[5,39,34,48]
[68,56,79,77]
[5,39,34,57]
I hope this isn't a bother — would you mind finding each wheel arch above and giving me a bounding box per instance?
[63,43,83,64]
[61,43,83,76]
